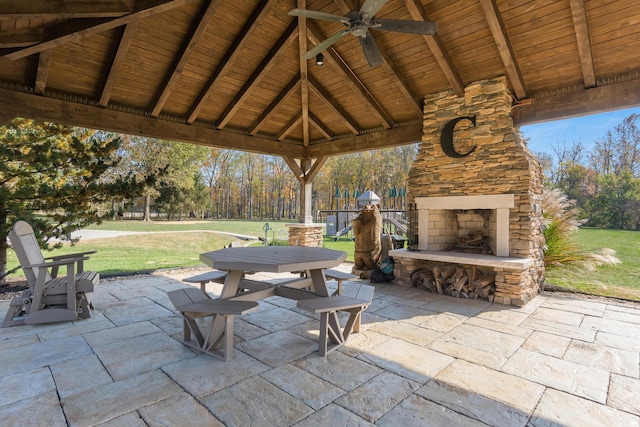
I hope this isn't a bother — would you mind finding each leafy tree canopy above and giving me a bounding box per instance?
[0,118,145,278]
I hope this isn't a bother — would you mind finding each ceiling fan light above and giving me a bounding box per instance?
[316,53,324,66]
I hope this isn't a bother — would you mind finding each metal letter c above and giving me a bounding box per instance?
[440,115,477,158]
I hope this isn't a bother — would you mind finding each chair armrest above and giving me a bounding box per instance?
[24,256,90,269]
[44,250,97,261]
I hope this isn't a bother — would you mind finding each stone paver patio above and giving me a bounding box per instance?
[1,265,639,426]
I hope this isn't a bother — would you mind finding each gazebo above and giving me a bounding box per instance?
[1,0,639,226]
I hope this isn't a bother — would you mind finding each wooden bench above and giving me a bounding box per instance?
[182,270,227,297]
[292,268,359,295]
[297,283,375,356]
[323,269,359,296]
[167,287,258,361]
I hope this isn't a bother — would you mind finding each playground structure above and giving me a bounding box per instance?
[317,209,407,242]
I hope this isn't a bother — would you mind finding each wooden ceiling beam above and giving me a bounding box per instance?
[217,21,298,129]
[512,78,640,126]
[308,77,359,135]
[100,20,138,107]
[0,0,195,62]
[151,0,222,117]
[306,21,393,129]
[284,156,305,180]
[249,75,300,136]
[296,0,310,146]
[304,155,327,183]
[309,112,333,140]
[284,155,328,183]
[34,50,51,95]
[186,0,274,124]
[478,0,527,100]
[0,87,304,157]
[0,28,43,48]
[333,0,422,118]
[569,0,596,89]
[277,112,302,141]
[0,0,135,18]
[405,0,464,97]
[0,113,15,126]
[305,121,422,158]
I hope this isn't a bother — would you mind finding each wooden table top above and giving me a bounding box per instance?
[200,246,347,273]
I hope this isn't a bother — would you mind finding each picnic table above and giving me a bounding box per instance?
[200,246,347,300]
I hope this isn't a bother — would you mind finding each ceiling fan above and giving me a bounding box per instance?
[289,0,437,67]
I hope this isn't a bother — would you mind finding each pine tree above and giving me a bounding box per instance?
[0,119,143,280]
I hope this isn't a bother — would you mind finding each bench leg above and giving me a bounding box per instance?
[342,307,365,337]
[180,313,235,361]
[199,282,214,298]
[331,279,345,296]
[223,314,234,361]
[318,311,348,356]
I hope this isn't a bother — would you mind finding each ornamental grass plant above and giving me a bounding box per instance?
[542,188,620,275]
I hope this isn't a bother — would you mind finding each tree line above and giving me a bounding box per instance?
[107,135,417,222]
[2,113,639,279]
[535,113,640,230]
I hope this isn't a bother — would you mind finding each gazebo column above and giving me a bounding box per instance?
[284,156,327,247]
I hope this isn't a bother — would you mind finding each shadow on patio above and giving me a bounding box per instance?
[1,266,639,426]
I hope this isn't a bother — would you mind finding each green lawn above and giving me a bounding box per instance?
[6,220,639,301]
[85,219,292,239]
[544,228,640,301]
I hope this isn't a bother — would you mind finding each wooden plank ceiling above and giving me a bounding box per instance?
[1,0,640,161]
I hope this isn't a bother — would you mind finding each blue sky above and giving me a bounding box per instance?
[519,106,640,155]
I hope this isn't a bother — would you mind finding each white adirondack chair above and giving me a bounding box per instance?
[2,221,99,327]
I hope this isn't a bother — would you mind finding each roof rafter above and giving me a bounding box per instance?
[249,75,300,136]
[0,0,135,18]
[217,21,299,129]
[569,0,596,88]
[405,0,464,97]
[0,28,43,47]
[308,76,359,135]
[309,112,333,140]
[278,112,302,141]
[34,50,51,95]
[478,0,527,100]
[306,21,393,129]
[296,0,310,146]
[185,0,274,124]
[0,0,195,62]
[333,0,422,118]
[100,20,139,107]
[151,0,223,117]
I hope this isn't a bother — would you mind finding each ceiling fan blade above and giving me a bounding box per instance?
[359,0,388,22]
[304,31,349,60]
[359,31,382,67]
[374,19,438,35]
[289,9,349,24]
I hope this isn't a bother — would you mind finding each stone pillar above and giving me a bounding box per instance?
[286,223,323,247]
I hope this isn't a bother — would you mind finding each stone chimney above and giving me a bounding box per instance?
[391,76,545,306]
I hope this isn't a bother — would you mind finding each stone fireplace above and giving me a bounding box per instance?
[390,77,545,306]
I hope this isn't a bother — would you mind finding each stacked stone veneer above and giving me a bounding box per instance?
[286,223,323,247]
[393,76,545,306]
